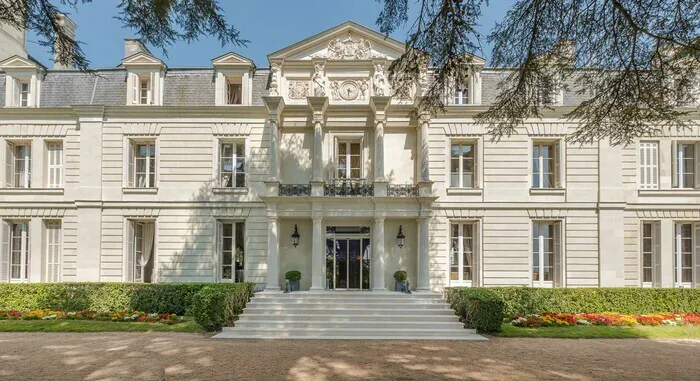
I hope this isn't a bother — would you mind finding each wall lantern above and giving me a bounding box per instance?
[396,225,406,248]
[291,224,300,248]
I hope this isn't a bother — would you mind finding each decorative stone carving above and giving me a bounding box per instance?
[312,63,326,97]
[288,80,309,99]
[419,62,428,96]
[327,33,372,60]
[359,80,369,100]
[329,79,370,101]
[330,81,339,100]
[269,63,280,96]
[338,81,360,101]
[373,63,387,96]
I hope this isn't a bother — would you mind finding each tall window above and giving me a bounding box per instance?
[127,141,156,188]
[5,142,31,188]
[674,223,696,287]
[641,221,660,287]
[127,221,155,283]
[218,221,245,282]
[673,142,699,189]
[450,223,476,286]
[336,141,361,181]
[533,221,562,287]
[46,142,63,188]
[139,79,150,105]
[45,221,61,283]
[454,81,469,105]
[532,142,560,189]
[227,82,242,105]
[19,82,29,107]
[9,222,30,283]
[639,142,659,189]
[219,142,245,188]
[450,142,475,188]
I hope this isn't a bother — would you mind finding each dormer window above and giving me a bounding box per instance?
[212,52,254,106]
[454,81,469,105]
[18,82,29,107]
[227,80,242,105]
[1,55,44,108]
[139,78,150,105]
[121,47,166,106]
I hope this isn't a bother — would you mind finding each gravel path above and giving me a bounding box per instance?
[0,332,699,380]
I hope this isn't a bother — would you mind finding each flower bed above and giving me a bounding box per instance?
[0,309,183,324]
[510,312,700,328]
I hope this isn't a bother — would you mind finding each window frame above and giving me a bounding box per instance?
[448,221,479,287]
[531,139,563,189]
[125,219,157,283]
[672,141,700,189]
[638,141,659,190]
[44,220,61,283]
[226,78,243,105]
[216,221,245,282]
[8,221,30,283]
[532,220,564,288]
[46,141,63,188]
[641,221,661,287]
[673,222,697,288]
[5,141,32,189]
[19,81,30,107]
[217,140,246,188]
[454,80,470,105]
[449,141,477,189]
[335,139,363,182]
[126,139,157,189]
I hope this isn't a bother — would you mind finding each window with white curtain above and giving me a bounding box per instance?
[672,142,700,189]
[227,81,242,105]
[126,221,155,283]
[127,140,156,188]
[45,221,61,283]
[336,141,362,182]
[639,142,659,189]
[219,141,245,188]
[46,142,63,188]
[450,142,476,188]
[454,80,469,105]
[6,221,30,283]
[217,221,245,282]
[450,222,477,286]
[5,142,31,188]
[532,221,563,287]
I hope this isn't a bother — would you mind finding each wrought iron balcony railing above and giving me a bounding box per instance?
[278,183,312,196]
[388,184,419,197]
[324,178,374,197]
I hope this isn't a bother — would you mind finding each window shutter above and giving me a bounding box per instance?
[554,140,562,188]
[473,142,479,188]
[130,73,138,104]
[695,143,700,189]
[553,221,564,287]
[672,140,679,188]
[473,222,480,287]
[652,222,662,288]
[148,72,153,105]
[695,223,700,288]
[12,80,20,106]
[127,140,134,187]
[214,140,221,186]
[126,221,134,282]
[5,142,13,187]
[0,220,9,283]
[651,143,659,189]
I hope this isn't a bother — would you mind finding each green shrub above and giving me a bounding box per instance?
[190,283,255,331]
[445,288,504,333]
[393,271,408,282]
[285,271,302,281]
[0,283,252,315]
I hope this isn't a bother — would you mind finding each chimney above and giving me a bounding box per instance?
[53,13,77,69]
[124,39,152,59]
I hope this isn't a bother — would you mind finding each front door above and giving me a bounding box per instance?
[326,237,371,290]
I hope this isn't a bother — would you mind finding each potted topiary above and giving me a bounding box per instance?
[285,270,302,292]
[394,270,409,293]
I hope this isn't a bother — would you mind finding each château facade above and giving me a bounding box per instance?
[1,20,699,291]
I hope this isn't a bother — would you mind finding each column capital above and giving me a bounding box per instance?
[374,215,386,224]
[417,110,431,125]
[307,96,328,122]
[311,212,323,221]
[263,95,285,117]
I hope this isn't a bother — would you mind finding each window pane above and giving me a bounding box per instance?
[450,173,459,188]
[451,145,460,157]
[235,174,245,187]
[643,268,652,283]
[222,144,233,158]
[223,223,233,237]
[462,145,473,157]
[683,269,693,283]
[350,143,360,155]
[222,158,233,172]
[338,143,347,155]
[223,250,232,265]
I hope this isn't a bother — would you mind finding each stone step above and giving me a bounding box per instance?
[242,307,456,316]
[247,301,453,310]
[233,320,465,330]
[237,313,459,322]
[253,292,443,299]
[248,297,447,304]
[214,327,482,340]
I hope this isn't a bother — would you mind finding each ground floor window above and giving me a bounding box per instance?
[45,220,61,283]
[674,223,698,288]
[450,222,477,286]
[218,221,245,282]
[3,221,30,283]
[127,221,155,283]
[532,221,563,287]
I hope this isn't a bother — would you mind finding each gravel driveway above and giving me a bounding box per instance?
[0,332,699,380]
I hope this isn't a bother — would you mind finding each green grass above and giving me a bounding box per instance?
[0,318,204,333]
[498,323,700,339]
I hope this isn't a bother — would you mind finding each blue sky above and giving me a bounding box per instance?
[27,0,515,68]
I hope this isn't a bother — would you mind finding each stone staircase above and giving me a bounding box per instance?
[213,291,485,340]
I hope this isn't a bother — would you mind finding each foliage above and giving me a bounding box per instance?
[446,288,504,333]
[509,312,700,328]
[0,308,183,324]
[285,270,302,281]
[190,283,255,331]
[377,0,700,146]
[0,283,246,315]
[498,323,700,339]
[0,318,203,333]
[0,0,247,71]
[393,270,408,282]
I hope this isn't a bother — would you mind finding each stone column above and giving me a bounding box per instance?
[417,216,430,291]
[312,119,324,182]
[374,119,384,181]
[660,219,675,287]
[418,113,431,182]
[262,96,285,182]
[598,139,626,286]
[308,97,328,196]
[310,214,325,291]
[265,214,280,291]
[372,216,387,290]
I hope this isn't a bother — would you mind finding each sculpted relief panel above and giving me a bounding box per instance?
[327,34,372,60]
[288,80,310,99]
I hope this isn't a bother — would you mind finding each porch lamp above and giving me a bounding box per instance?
[291,224,300,248]
[396,225,406,248]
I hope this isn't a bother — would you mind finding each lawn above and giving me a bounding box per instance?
[0,318,204,333]
[498,323,700,339]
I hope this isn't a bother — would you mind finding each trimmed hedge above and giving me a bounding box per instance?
[446,288,504,333]
[191,283,255,331]
[0,283,255,316]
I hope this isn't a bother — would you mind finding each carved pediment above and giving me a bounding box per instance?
[212,52,255,68]
[0,55,45,72]
[326,33,374,60]
[121,52,165,68]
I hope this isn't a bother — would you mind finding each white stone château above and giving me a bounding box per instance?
[1,20,699,291]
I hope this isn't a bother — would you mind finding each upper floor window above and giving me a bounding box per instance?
[219,141,245,188]
[122,52,165,106]
[336,141,362,182]
[227,80,242,105]
[211,52,254,106]
[639,141,659,189]
[672,141,700,189]
[450,142,476,188]
[1,56,43,108]
[532,141,562,189]
[18,82,29,107]
[1,220,30,283]
[454,81,469,105]
[46,142,63,188]
[674,222,698,288]
[139,78,151,105]
[532,221,563,287]
[641,221,660,287]
[127,140,156,188]
[5,141,31,188]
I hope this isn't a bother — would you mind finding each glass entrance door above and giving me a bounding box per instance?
[326,237,371,290]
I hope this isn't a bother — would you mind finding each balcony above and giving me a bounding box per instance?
[279,183,312,196]
[388,184,419,197]
[324,178,374,197]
